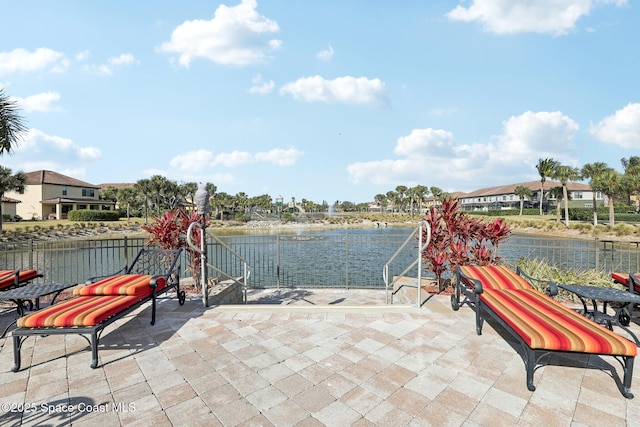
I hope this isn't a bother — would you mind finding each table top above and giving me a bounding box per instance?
[558,284,640,304]
[0,283,77,300]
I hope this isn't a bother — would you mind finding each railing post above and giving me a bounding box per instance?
[124,236,129,269]
[595,237,599,270]
[276,235,280,290]
[345,234,349,290]
[28,239,34,270]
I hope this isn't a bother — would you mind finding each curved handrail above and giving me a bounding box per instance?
[187,221,252,306]
[383,220,431,306]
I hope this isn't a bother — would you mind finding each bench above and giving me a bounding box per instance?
[0,269,43,291]
[452,264,637,398]
[11,248,185,371]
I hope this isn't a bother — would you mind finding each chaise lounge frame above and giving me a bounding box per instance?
[452,264,636,399]
[11,248,185,371]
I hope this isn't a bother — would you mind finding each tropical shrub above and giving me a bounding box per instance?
[142,209,208,290]
[422,197,511,291]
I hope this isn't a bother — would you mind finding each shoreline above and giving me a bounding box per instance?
[1,217,639,244]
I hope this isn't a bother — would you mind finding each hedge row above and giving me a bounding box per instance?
[67,210,121,221]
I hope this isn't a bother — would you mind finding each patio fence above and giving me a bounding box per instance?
[1,233,639,290]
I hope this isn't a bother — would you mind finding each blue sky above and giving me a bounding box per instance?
[1,0,639,204]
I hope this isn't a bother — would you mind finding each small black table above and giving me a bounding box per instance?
[0,283,77,337]
[557,284,640,330]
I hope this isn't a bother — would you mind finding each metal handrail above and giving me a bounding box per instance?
[186,221,252,306]
[383,220,431,306]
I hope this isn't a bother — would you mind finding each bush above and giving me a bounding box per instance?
[67,210,121,221]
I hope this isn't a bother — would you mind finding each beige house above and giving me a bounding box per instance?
[456,180,603,212]
[5,170,114,220]
[1,196,21,220]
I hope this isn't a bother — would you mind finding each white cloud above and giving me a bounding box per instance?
[170,146,302,172]
[248,74,275,94]
[158,0,281,67]
[84,53,139,75]
[280,75,389,107]
[12,91,62,113]
[317,44,334,61]
[4,129,101,176]
[347,111,580,191]
[0,48,67,76]
[75,50,91,61]
[590,103,640,149]
[255,147,303,165]
[446,0,626,36]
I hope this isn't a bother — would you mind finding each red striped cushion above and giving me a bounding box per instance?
[459,265,534,290]
[17,295,141,327]
[74,274,165,297]
[480,289,637,356]
[0,269,40,290]
[611,272,640,292]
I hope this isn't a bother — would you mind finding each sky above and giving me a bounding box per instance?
[1,0,639,205]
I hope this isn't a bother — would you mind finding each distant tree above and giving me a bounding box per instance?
[180,182,198,207]
[622,156,640,210]
[408,185,429,218]
[99,185,119,203]
[0,89,27,156]
[536,158,559,215]
[374,193,387,212]
[0,167,26,232]
[548,186,565,223]
[514,185,533,215]
[581,162,609,225]
[133,178,153,223]
[593,169,624,227]
[551,165,580,227]
[117,187,137,220]
[430,186,443,202]
[395,185,407,212]
[385,191,398,212]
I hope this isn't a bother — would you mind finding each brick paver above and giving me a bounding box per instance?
[0,289,638,426]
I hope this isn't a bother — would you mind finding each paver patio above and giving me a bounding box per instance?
[0,289,639,426]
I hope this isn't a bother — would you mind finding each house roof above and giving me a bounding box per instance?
[456,180,591,199]
[24,170,99,189]
[99,183,135,190]
[1,196,21,204]
[40,197,115,205]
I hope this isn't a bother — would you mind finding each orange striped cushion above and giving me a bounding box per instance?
[611,272,640,292]
[480,289,637,356]
[0,269,40,290]
[74,274,164,297]
[17,295,141,327]
[458,265,534,290]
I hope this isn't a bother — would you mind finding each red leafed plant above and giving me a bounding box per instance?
[142,208,208,290]
[421,197,511,291]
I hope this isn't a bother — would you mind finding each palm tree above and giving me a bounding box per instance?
[622,156,640,210]
[395,185,407,212]
[624,165,640,213]
[409,185,429,218]
[581,162,609,226]
[551,165,580,227]
[514,185,533,215]
[0,167,26,232]
[593,169,623,227]
[0,89,27,155]
[133,178,153,223]
[536,158,559,215]
[374,193,387,213]
[548,187,564,223]
[117,187,136,221]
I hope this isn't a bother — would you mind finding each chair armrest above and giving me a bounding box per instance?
[456,267,484,294]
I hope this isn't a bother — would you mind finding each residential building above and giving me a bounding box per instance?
[1,196,21,220]
[456,180,604,212]
[5,170,114,220]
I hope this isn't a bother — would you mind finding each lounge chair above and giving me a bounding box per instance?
[452,264,637,398]
[611,272,640,323]
[11,248,185,371]
[0,269,43,291]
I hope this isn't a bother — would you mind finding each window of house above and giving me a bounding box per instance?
[82,188,95,197]
[62,187,67,196]
[573,192,583,199]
